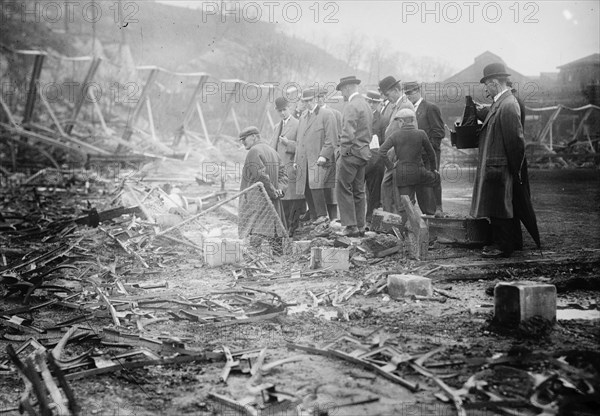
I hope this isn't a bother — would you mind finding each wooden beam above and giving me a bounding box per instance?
[122,68,159,142]
[65,57,102,134]
[400,195,429,260]
[22,54,46,126]
[537,106,562,151]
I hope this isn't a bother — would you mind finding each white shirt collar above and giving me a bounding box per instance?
[493,88,510,103]
[413,97,423,109]
[348,91,359,102]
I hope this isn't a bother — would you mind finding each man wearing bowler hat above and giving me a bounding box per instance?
[317,87,341,221]
[378,76,415,214]
[238,126,288,254]
[269,97,304,237]
[335,76,373,237]
[472,62,534,258]
[363,90,386,223]
[294,88,338,226]
[405,81,445,217]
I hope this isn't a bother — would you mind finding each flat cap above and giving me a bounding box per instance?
[239,126,260,140]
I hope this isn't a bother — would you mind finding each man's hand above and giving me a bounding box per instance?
[473,101,485,111]
[274,189,284,199]
[279,136,289,146]
[316,156,327,166]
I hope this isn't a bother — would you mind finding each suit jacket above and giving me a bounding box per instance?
[294,105,338,193]
[269,116,301,200]
[415,100,445,142]
[339,94,373,161]
[378,124,436,186]
[239,142,288,237]
[471,90,525,219]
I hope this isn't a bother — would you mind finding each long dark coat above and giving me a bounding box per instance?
[269,116,301,200]
[239,142,288,238]
[294,105,338,194]
[471,90,526,218]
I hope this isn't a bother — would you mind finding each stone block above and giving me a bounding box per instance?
[494,281,557,324]
[387,274,433,298]
[203,238,243,267]
[310,247,350,271]
[292,240,312,255]
[370,209,405,233]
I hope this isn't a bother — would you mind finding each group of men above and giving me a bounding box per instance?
[238,63,534,258]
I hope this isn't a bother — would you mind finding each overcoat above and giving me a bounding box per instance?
[269,116,301,200]
[239,142,288,238]
[470,90,525,219]
[294,105,338,194]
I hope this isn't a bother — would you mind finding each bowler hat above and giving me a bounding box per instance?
[378,76,401,94]
[239,126,259,140]
[275,97,288,111]
[480,62,511,84]
[364,90,383,102]
[336,76,361,91]
[403,81,420,94]
[301,88,317,101]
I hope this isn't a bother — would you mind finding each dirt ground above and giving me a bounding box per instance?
[1,167,599,415]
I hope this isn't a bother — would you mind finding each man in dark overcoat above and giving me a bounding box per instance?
[471,63,533,258]
[363,90,385,224]
[239,126,288,252]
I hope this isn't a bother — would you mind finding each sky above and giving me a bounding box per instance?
[157,0,600,76]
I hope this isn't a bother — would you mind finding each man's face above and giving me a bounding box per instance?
[277,105,290,120]
[341,85,351,101]
[383,87,400,103]
[484,79,499,98]
[241,134,257,150]
[369,100,380,112]
[304,97,317,110]
[406,90,421,104]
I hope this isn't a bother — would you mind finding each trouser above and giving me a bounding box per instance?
[282,199,305,233]
[324,188,338,220]
[490,217,523,254]
[417,138,442,213]
[381,167,401,214]
[365,155,385,221]
[304,175,328,218]
[336,154,367,228]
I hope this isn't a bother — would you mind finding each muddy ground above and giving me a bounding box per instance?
[1,168,599,415]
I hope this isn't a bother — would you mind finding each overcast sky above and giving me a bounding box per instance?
[158,0,600,76]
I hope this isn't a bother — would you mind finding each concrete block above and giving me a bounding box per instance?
[370,209,405,233]
[387,274,433,298]
[310,247,350,271]
[292,240,312,255]
[494,281,557,325]
[203,238,243,267]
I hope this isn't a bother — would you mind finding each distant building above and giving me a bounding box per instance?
[557,53,600,106]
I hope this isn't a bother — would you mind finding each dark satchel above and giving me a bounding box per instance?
[451,95,481,149]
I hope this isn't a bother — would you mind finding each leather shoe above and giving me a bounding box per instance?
[339,226,364,237]
[481,248,510,258]
[299,212,312,222]
[312,216,329,226]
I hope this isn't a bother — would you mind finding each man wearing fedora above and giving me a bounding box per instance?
[363,90,386,223]
[335,76,373,237]
[238,126,288,254]
[472,62,533,258]
[378,76,415,214]
[269,97,304,237]
[405,81,445,216]
[294,88,338,226]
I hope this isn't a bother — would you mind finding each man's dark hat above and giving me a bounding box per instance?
[239,126,259,140]
[403,81,420,93]
[480,62,511,84]
[336,76,361,91]
[301,88,317,101]
[378,76,401,94]
[364,90,383,102]
[275,97,288,111]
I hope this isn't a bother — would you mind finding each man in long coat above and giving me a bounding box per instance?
[335,76,373,236]
[363,90,385,223]
[472,63,533,258]
[269,97,304,236]
[294,88,338,224]
[239,126,288,252]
